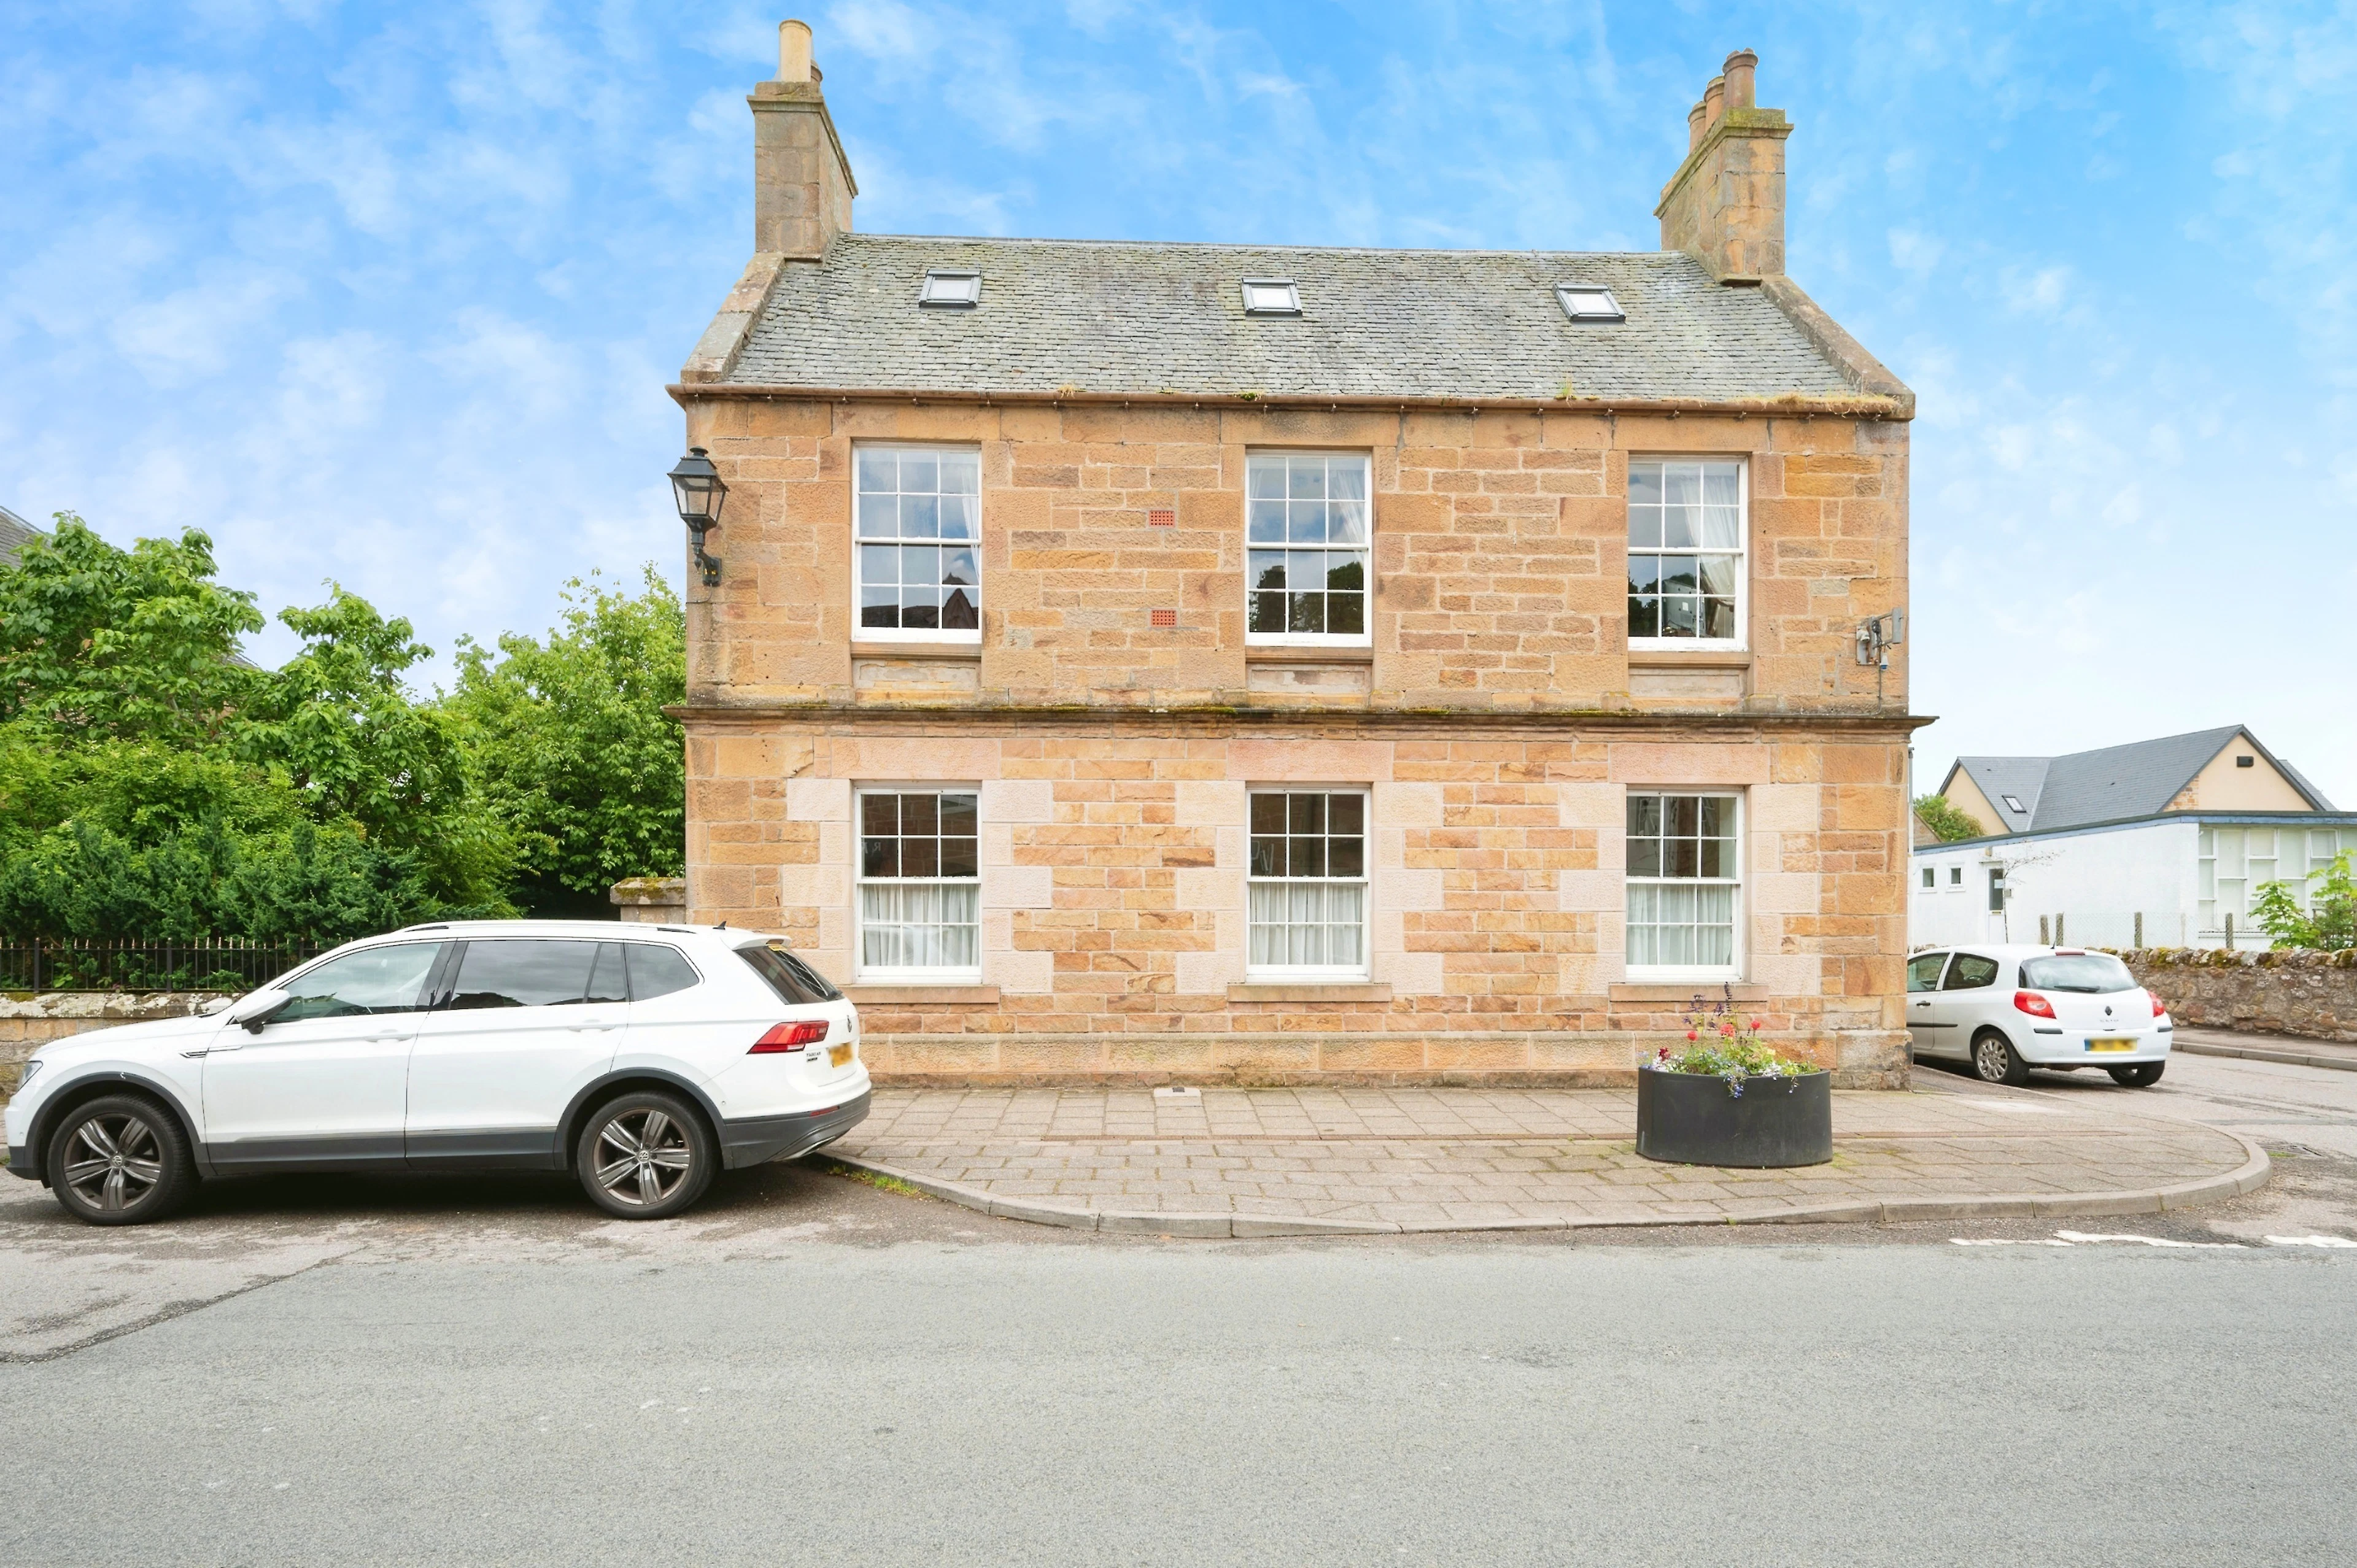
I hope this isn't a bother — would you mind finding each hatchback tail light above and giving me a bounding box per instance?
[2012,991,2057,1019]
[2150,991,2169,1019]
[751,1019,829,1054]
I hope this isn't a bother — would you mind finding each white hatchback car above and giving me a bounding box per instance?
[5,921,870,1226]
[1906,944,2172,1087]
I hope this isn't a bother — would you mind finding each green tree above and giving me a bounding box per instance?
[444,570,685,917]
[238,586,515,912]
[1913,794,1985,843]
[0,514,264,742]
[2251,852,2357,952]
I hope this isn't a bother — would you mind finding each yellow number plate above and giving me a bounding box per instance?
[829,1044,854,1068]
[2086,1038,2136,1053]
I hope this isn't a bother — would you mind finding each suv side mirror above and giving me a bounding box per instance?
[228,989,293,1034]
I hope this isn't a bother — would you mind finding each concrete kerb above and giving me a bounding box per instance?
[821,1130,2274,1238]
[2173,1038,2357,1074]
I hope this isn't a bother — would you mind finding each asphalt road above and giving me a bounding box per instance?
[3,1051,2354,1566]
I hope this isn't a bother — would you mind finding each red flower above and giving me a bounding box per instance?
[1686,1030,1698,1041]
[1750,1019,1763,1029]
[1720,1022,1735,1036]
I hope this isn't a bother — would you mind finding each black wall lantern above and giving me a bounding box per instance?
[668,446,727,586]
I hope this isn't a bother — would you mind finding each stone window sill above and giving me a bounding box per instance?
[850,643,983,663]
[844,984,1000,1005]
[1625,649,1753,669]
[1228,982,1392,1002]
[1242,646,1374,666]
[1609,982,1766,1003]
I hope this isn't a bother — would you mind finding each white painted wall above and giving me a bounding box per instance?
[1910,819,2200,950]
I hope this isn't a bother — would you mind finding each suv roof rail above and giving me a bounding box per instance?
[401,924,450,932]
[656,925,698,934]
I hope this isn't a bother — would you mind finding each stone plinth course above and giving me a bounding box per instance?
[828,1075,2267,1237]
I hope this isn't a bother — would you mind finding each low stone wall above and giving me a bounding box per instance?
[0,993,230,1090]
[2117,948,2357,1043]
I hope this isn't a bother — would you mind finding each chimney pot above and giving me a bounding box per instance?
[1723,50,1757,110]
[1687,101,1708,152]
[1703,74,1726,127]
[778,18,813,83]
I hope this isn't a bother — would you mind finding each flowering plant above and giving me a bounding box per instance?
[1646,987,1817,1098]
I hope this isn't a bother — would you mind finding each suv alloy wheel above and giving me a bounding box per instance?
[576,1091,716,1219]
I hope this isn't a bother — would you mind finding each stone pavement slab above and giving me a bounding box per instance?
[829,1073,2270,1236]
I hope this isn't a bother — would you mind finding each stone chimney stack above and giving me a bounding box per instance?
[1654,48,1789,282]
[750,19,857,259]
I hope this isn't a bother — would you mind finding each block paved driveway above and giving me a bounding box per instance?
[833,1069,2261,1229]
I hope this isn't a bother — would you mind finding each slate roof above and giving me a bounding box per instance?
[722,236,1868,403]
[1947,726,2336,836]
[0,504,40,570]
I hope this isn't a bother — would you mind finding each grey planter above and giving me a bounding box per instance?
[1635,1067,1833,1168]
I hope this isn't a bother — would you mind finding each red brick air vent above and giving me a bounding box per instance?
[1147,508,1175,528]
[1150,609,1178,628]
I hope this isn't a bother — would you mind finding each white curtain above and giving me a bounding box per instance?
[861,882,980,971]
[1248,882,1365,970]
[1627,882,1735,968]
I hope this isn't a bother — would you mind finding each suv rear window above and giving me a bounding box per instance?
[738,943,843,1005]
[2019,953,2138,994]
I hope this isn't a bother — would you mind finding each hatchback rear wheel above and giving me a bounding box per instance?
[1972,1030,2030,1087]
[2107,1062,2165,1088]
[46,1094,195,1226]
[576,1092,716,1219]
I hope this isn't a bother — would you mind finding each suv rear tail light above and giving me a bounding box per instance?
[2012,991,2057,1019]
[751,1020,830,1053]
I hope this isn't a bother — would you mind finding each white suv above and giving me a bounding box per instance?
[5,921,869,1226]
[1906,944,2172,1087]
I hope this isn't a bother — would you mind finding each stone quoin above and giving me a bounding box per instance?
[667,23,1919,1088]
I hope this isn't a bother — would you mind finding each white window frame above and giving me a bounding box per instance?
[1244,450,1373,649]
[854,784,983,984]
[1245,786,1371,982]
[852,442,983,646]
[1627,457,1747,652]
[1623,789,1744,983]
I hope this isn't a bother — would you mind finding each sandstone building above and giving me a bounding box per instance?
[671,25,1918,1086]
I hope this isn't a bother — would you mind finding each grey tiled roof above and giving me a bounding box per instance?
[1952,726,2332,835]
[0,505,42,570]
[722,235,1867,403]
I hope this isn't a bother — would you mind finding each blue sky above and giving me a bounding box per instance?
[4,1,2353,801]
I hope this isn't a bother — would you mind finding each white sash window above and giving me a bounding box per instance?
[1625,791,1742,979]
[1246,789,1369,979]
[857,790,981,981]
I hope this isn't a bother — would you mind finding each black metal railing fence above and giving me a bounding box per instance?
[0,938,331,994]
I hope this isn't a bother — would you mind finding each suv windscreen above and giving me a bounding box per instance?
[2019,954,2138,994]
[738,943,843,1005]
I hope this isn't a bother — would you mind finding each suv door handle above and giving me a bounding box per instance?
[570,1022,623,1033]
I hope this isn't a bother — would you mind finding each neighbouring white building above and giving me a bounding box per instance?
[1912,725,2357,951]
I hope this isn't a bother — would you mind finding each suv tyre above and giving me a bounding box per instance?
[45,1094,196,1226]
[576,1091,716,1219]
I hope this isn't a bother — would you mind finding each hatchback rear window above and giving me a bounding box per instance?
[2019,954,2137,994]
[738,943,843,1005]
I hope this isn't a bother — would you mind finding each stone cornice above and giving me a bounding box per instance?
[667,700,1933,738]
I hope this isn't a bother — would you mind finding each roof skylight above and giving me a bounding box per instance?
[919,269,981,308]
[1240,278,1300,316]
[2001,795,2026,813]
[1555,284,1624,322]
